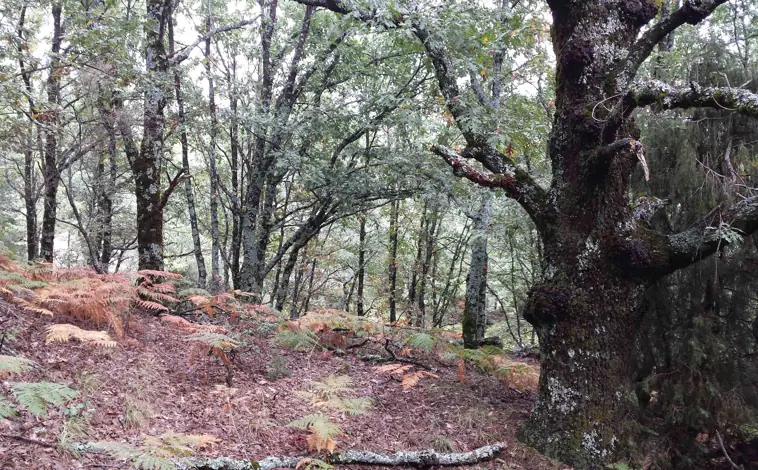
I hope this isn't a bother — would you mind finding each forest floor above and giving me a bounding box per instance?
[0,297,567,470]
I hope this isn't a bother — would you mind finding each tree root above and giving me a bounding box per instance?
[182,443,507,469]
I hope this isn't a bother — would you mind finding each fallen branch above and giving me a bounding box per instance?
[183,443,507,469]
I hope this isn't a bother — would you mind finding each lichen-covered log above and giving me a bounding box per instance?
[182,443,507,470]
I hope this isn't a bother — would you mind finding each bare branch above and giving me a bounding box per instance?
[618,0,729,84]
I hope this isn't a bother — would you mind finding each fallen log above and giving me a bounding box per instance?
[181,443,507,470]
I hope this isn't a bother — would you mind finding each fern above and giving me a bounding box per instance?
[373,363,438,389]
[0,354,35,374]
[0,394,17,418]
[405,332,436,351]
[276,328,319,350]
[10,381,78,416]
[184,332,239,351]
[46,324,116,347]
[288,413,342,440]
[311,374,353,399]
[95,433,217,470]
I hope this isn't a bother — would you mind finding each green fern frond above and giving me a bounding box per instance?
[133,453,176,470]
[0,355,35,374]
[312,374,353,398]
[10,381,78,416]
[0,394,18,418]
[288,413,342,440]
[276,328,318,350]
[93,441,141,460]
[184,332,240,351]
[405,332,436,351]
[332,397,373,415]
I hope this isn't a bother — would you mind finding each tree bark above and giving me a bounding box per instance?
[16,6,39,262]
[133,0,171,271]
[356,214,366,316]
[39,2,63,263]
[462,190,492,349]
[416,207,439,328]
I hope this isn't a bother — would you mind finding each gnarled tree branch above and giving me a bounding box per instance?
[431,145,549,232]
[626,79,758,118]
[615,197,758,280]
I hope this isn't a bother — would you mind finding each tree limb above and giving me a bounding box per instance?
[159,169,190,210]
[625,79,758,118]
[618,0,729,84]
[431,145,549,232]
[183,443,507,469]
[617,197,758,279]
[168,18,259,66]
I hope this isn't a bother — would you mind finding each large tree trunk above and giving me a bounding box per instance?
[39,2,62,263]
[134,0,171,271]
[516,2,663,466]
[462,190,492,349]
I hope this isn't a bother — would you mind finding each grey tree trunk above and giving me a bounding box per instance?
[462,190,493,349]
[387,199,399,323]
[356,214,366,316]
[205,4,221,292]
[39,2,62,263]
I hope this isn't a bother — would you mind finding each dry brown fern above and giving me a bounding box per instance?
[374,363,438,389]
[46,324,116,348]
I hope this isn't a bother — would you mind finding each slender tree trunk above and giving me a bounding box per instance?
[23,140,37,262]
[17,6,39,262]
[387,199,399,323]
[169,12,206,286]
[462,190,493,348]
[229,57,242,288]
[39,2,63,263]
[356,214,366,316]
[270,181,292,305]
[416,207,439,328]
[300,257,317,315]
[205,3,221,292]
[407,203,426,312]
[289,244,310,319]
[276,249,298,312]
